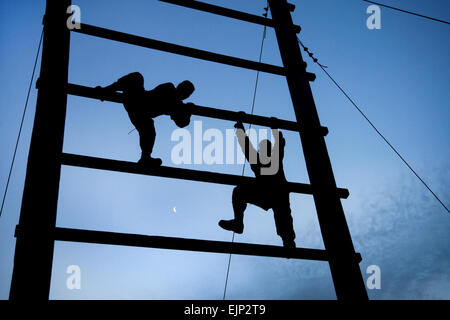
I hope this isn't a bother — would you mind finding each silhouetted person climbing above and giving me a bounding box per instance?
[96,72,194,165]
[218,120,296,248]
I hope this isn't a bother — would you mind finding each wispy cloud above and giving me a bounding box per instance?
[272,166,450,299]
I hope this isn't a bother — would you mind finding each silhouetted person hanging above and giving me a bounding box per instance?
[218,120,296,248]
[96,72,194,165]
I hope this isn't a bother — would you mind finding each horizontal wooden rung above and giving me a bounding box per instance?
[158,0,301,33]
[65,83,328,136]
[60,153,350,199]
[71,24,316,81]
[52,227,329,261]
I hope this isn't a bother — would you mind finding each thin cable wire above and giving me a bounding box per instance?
[0,29,43,218]
[222,8,268,301]
[297,37,449,214]
[362,0,450,25]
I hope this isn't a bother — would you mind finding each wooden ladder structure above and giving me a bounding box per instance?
[9,0,368,300]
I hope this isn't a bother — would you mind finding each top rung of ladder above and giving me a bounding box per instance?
[159,0,301,33]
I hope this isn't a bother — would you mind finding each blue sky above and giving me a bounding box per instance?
[0,0,449,299]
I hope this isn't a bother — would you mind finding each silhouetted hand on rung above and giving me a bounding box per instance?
[269,117,279,129]
[94,86,105,102]
[234,121,245,131]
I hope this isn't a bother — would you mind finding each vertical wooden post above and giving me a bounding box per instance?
[9,0,71,300]
[268,0,368,300]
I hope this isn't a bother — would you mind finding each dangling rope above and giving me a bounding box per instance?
[222,3,269,300]
[0,28,43,218]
